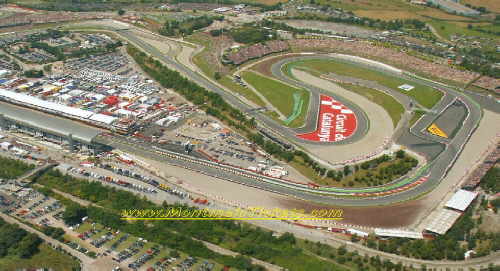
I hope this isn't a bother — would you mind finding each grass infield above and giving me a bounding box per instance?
[242,70,309,128]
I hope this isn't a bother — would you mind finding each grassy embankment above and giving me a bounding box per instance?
[241,70,310,128]
[427,19,500,41]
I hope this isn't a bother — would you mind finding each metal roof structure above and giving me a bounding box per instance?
[0,101,102,144]
[374,228,424,239]
[445,189,478,211]
[424,209,462,235]
[0,90,117,126]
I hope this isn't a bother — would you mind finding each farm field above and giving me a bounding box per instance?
[461,0,500,13]
[427,19,500,41]
[241,70,309,128]
[314,0,472,19]
[286,59,443,109]
[0,243,80,271]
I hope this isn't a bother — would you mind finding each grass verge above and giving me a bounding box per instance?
[410,110,426,127]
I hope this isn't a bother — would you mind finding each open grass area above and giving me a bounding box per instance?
[184,34,214,77]
[336,83,404,127]
[241,70,310,128]
[427,19,500,40]
[0,243,80,271]
[288,59,443,109]
[219,75,266,107]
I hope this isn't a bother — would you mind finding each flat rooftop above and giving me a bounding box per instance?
[0,101,102,144]
[445,189,478,212]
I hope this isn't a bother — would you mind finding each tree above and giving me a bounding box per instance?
[396,149,405,159]
[14,233,41,258]
[343,165,351,176]
[23,69,44,78]
[118,9,125,16]
[214,72,221,80]
[43,64,52,73]
[63,204,87,226]
[170,250,180,258]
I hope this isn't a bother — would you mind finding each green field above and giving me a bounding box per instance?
[219,75,267,107]
[288,59,443,109]
[242,71,310,128]
[427,20,500,41]
[338,83,404,127]
[0,243,80,271]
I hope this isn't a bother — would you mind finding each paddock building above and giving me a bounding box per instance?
[0,101,110,154]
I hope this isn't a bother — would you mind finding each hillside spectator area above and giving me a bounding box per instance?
[223,40,289,65]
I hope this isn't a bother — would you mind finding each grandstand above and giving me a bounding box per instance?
[0,90,117,128]
[0,101,110,153]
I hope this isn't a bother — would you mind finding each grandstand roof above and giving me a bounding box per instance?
[445,189,478,211]
[374,229,424,239]
[0,90,117,125]
[424,209,462,235]
[0,101,102,144]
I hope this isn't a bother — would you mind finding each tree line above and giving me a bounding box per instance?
[127,44,419,187]
[35,170,353,271]
[0,217,42,259]
[0,156,35,179]
[160,15,223,37]
[480,167,499,194]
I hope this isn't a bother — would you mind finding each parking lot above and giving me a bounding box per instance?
[156,113,293,179]
[16,48,57,63]
[71,221,221,271]
[0,177,220,271]
[65,52,129,73]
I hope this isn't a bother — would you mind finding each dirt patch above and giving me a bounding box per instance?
[189,32,233,75]
[276,196,425,228]
[479,209,500,233]
[251,54,295,77]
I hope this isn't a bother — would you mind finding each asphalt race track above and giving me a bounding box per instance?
[102,26,483,206]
